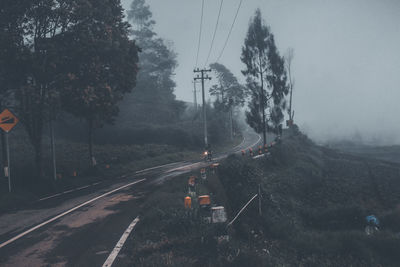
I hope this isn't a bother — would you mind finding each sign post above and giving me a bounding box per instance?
[0,109,19,193]
[5,132,10,192]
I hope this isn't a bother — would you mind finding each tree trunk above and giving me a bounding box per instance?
[260,70,266,147]
[88,118,96,167]
[34,137,43,179]
[229,107,233,141]
[289,83,293,121]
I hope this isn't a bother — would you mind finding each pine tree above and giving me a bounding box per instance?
[122,0,184,124]
[209,62,248,139]
[241,9,288,141]
[209,62,247,110]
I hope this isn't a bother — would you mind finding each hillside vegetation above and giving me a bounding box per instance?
[126,127,400,266]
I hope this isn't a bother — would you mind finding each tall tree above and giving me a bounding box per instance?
[122,0,184,124]
[61,0,139,167]
[209,62,247,139]
[266,35,289,133]
[241,8,288,142]
[209,63,247,108]
[0,0,30,173]
[13,0,74,178]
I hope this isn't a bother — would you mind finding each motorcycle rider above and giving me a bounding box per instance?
[205,144,212,161]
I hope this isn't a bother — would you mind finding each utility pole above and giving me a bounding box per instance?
[192,80,198,112]
[194,68,211,148]
[5,132,11,192]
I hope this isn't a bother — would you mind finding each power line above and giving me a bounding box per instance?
[204,0,224,67]
[215,0,243,63]
[195,0,205,68]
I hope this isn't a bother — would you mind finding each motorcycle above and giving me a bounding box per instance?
[203,150,212,162]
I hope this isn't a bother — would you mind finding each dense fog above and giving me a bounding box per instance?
[122,0,400,145]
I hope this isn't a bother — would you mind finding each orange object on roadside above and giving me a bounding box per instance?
[249,148,253,156]
[106,164,110,169]
[241,150,245,156]
[184,196,192,209]
[198,195,211,206]
[73,171,77,177]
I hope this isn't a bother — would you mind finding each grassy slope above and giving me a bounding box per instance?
[124,127,400,266]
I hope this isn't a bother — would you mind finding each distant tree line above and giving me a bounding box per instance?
[118,0,186,125]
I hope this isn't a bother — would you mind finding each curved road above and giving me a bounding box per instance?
[0,131,261,267]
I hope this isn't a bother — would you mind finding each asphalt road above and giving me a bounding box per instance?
[0,131,262,267]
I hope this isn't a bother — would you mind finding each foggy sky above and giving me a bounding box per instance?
[122,0,400,145]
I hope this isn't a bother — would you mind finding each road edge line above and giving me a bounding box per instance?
[0,179,146,249]
[102,216,140,267]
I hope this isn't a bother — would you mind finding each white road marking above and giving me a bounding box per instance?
[0,179,146,249]
[4,133,261,249]
[135,134,258,175]
[38,192,64,202]
[38,134,257,202]
[76,185,90,190]
[252,134,262,148]
[38,182,103,202]
[135,161,183,174]
[102,216,140,267]
[166,134,261,172]
[231,134,247,150]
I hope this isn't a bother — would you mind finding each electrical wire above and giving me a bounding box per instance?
[195,0,205,68]
[215,0,243,63]
[204,0,224,68]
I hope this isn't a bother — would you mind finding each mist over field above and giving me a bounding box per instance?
[121,0,400,145]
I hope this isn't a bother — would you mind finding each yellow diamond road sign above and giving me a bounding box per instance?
[0,109,19,133]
